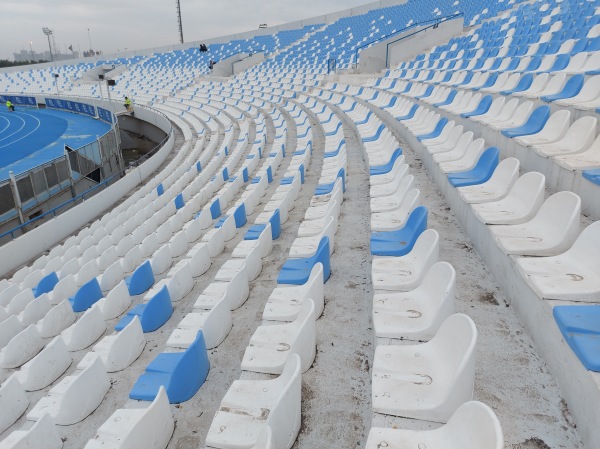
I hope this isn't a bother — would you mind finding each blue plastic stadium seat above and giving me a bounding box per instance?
[174,193,184,210]
[461,95,493,118]
[370,206,428,256]
[541,74,584,102]
[245,209,281,240]
[215,215,229,228]
[277,236,331,285]
[230,167,249,183]
[210,198,221,219]
[447,148,500,187]
[380,96,397,109]
[260,165,273,183]
[395,104,419,121]
[415,85,434,99]
[129,331,210,403]
[439,73,452,83]
[125,260,155,296]
[315,168,345,195]
[454,72,473,87]
[233,203,247,228]
[417,118,449,140]
[546,54,570,73]
[433,90,457,107]
[69,277,103,312]
[500,74,533,96]
[370,148,402,176]
[363,124,385,142]
[325,139,345,158]
[298,163,305,184]
[33,271,59,297]
[196,161,202,173]
[472,72,498,91]
[326,121,342,136]
[156,183,164,196]
[553,305,600,372]
[115,285,173,333]
[501,106,550,138]
[582,169,600,186]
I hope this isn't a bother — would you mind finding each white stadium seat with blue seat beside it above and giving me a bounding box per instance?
[1,0,600,447]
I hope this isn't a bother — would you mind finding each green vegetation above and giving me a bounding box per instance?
[0,59,49,68]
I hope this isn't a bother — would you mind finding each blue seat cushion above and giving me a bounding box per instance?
[370,206,428,256]
[68,278,103,312]
[370,148,402,176]
[447,148,499,188]
[277,237,331,285]
[554,305,600,372]
[245,224,266,240]
[582,169,600,186]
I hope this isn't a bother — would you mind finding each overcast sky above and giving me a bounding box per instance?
[0,0,372,60]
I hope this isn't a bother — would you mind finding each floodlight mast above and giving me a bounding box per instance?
[42,27,54,62]
[176,0,184,43]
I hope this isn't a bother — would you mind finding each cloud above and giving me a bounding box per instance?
[0,0,369,60]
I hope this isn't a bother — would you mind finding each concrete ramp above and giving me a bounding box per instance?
[357,15,464,73]
[81,63,128,82]
[212,52,265,77]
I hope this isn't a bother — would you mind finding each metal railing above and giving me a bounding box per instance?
[353,12,464,68]
[0,93,172,242]
[0,126,119,221]
[0,124,172,242]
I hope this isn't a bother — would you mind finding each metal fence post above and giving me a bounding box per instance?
[64,146,77,199]
[8,171,26,228]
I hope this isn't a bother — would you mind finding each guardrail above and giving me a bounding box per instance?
[0,97,120,226]
[352,12,464,68]
[0,93,172,242]
[0,120,171,242]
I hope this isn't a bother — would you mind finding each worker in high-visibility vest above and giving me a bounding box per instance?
[124,96,132,111]
[6,100,14,112]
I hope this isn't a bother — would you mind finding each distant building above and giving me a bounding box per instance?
[13,49,79,63]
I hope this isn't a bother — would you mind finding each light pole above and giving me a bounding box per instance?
[87,28,93,52]
[42,27,54,62]
[29,42,34,62]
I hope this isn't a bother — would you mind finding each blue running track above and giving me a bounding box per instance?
[0,108,111,182]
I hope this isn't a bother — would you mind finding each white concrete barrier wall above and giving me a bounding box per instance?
[359,16,464,73]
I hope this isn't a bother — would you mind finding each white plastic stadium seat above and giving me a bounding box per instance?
[373,262,455,341]
[372,229,440,292]
[242,299,316,374]
[366,401,503,449]
[372,314,477,423]
[471,172,545,225]
[83,386,174,449]
[0,414,63,449]
[515,221,600,302]
[490,192,581,256]
[27,355,110,425]
[206,354,302,449]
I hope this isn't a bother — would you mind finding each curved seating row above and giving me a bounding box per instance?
[327,90,505,447]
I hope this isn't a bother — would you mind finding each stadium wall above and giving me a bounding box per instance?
[0,100,174,277]
[0,0,407,74]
